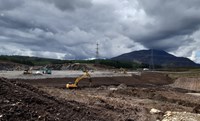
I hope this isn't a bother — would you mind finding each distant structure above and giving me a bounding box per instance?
[149,49,155,70]
[96,42,99,59]
[95,42,99,64]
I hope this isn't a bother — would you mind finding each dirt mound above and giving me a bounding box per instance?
[140,72,173,85]
[170,77,200,91]
[117,83,127,89]
[0,78,107,121]
[44,63,91,70]
[64,63,90,70]
[115,86,200,111]
[0,61,28,71]
[43,63,116,71]
[130,72,173,86]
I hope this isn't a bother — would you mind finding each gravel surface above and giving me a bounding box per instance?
[0,70,136,79]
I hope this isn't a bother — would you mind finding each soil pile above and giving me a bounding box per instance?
[115,86,200,110]
[171,77,200,91]
[0,61,27,71]
[41,63,118,71]
[44,63,91,70]
[62,63,90,70]
[134,72,173,85]
[0,78,107,121]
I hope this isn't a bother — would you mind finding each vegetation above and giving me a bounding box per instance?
[98,59,147,69]
[0,55,149,69]
[1,55,199,71]
[0,55,61,66]
[0,55,35,66]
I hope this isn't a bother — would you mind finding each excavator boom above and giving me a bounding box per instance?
[66,71,91,89]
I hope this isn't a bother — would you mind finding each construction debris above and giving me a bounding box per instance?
[162,111,200,121]
[150,108,162,114]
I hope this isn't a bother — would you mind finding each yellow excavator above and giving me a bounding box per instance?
[23,67,33,74]
[119,68,127,74]
[66,70,92,89]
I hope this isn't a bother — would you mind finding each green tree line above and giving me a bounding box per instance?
[0,55,149,69]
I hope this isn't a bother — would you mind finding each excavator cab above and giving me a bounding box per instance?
[66,70,91,89]
[23,67,33,74]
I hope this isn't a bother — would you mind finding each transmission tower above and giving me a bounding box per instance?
[149,49,155,71]
[95,42,99,64]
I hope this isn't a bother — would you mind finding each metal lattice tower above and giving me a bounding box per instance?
[149,49,155,71]
[95,43,99,64]
[96,43,99,59]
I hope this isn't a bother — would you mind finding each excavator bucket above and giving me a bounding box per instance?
[66,84,77,89]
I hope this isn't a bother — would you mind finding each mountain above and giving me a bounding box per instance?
[111,49,200,67]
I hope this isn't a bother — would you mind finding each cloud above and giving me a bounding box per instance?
[0,0,200,63]
[123,0,200,50]
[0,0,24,10]
[173,28,200,63]
[49,0,92,11]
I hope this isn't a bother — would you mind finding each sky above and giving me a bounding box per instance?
[0,0,200,63]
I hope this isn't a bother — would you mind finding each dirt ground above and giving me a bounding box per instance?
[10,72,173,88]
[0,78,109,121]
[1,72,200,121]
[170,77,200,91]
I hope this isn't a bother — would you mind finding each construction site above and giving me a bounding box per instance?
[1,62,200,121]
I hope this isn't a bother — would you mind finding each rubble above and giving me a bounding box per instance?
[117,83,127,89]
[162,111,200,121]
[0,61,28,71]
[150,108,162,114]
[171,77,200,91]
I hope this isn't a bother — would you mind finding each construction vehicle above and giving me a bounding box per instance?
[23,67,33,74]
[119,68,127,74]
[42,68,52,74]
[66,70,91,89]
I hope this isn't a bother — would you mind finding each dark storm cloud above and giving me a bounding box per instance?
[0,0,133,60]
[129,0,200,50]
[0,15,33,30]
[0,0,24,10]
[0,0,200,62]
[47,0,92,11]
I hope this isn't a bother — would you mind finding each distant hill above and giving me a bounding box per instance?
[0,55,144,69]
[111,49,200,67]
[0,55,64,66]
